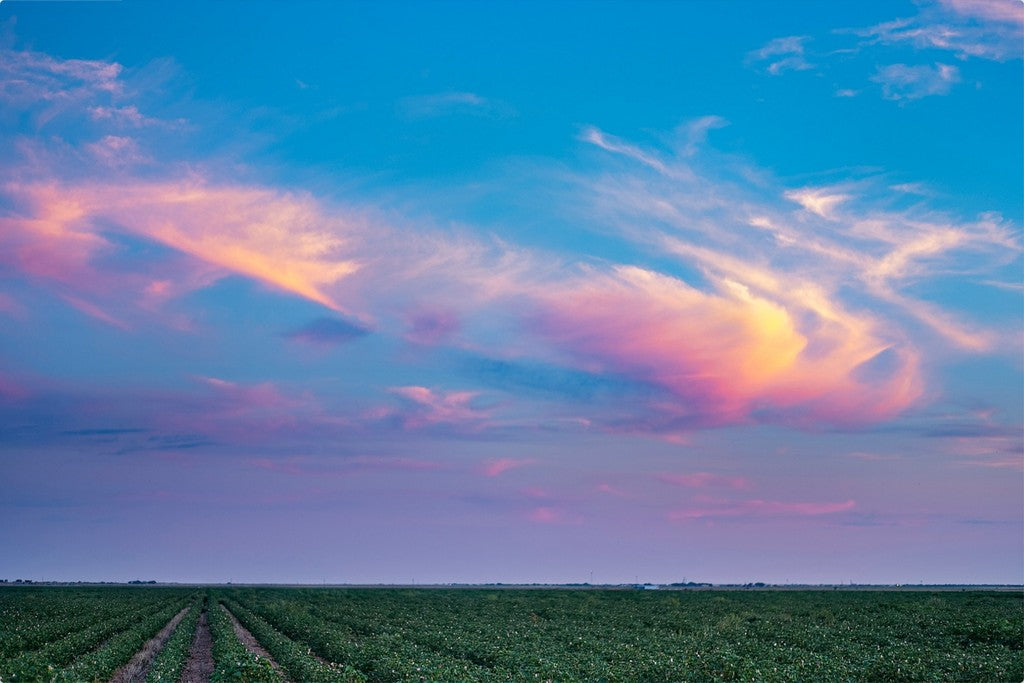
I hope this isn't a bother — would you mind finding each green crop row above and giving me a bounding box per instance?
[0,588,145,660]
[56,597,194,683]
[228,588,1024,683]
[1,588,1020,682]
[230,591,506,682]
[146,596,203,683]
[208,599,282,683]
[0,590,193,682]
[219,597,365,683]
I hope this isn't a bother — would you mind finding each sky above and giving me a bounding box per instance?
[0,0,1021,586]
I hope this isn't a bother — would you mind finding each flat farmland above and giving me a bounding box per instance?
[0,586,1020,682]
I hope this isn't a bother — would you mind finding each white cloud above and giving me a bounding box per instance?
[399,91,513,119]
[871,63,960,100]
[747,36,813,74]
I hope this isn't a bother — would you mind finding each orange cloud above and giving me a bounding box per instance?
[2,179,361,313]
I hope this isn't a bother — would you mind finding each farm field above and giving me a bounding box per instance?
[0,586,1020,682]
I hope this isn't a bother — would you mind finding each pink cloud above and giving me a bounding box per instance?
[941,0,1024,25]
[0,179,362,316]
[480,457,535,477]
[164,376,331,442]
[61,294,132,331]
[534,265,922,427]
[658,472,752,490]
[389,385,490,430]
[527,506,582,525]
[87,105,159,128]
[669,498,856,521]
[86,135,148,167]
[0,48,123,106]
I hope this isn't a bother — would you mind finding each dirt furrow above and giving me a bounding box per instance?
[220,604,288,680]
[179,610,213,683]
[109,606,191,683]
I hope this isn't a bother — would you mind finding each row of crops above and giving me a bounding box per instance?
[0,587,284,682]
[0,586,1021,682]
[222,587,1023,682]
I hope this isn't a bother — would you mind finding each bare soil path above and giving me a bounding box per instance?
[220,604,288,681]
[109,606,191,683]
[179,610,214,683]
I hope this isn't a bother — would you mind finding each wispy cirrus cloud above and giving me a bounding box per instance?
[581,126,1019,356]
[752,1,1021,100]
[858,0,1023,61]
[669,498,856,522]
[0,44,1017,446]
[784,187,852,219]
[528,506,582,525]
[1,179,363,314]
[747,36,813,75]
[387,386,491,431]
[658,472,751,490]
[480,457,535,477]
[399,91,513,119]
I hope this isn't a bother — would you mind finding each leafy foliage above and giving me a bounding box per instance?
[208,601,282,683]
[229,588,1023,682]
[0,588,194,682]
[146,597,202,683]
[218,596,365,682]
[0,587,1020,682]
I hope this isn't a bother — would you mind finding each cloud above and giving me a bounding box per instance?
[940,0,1024,26]
[387,385,491,430]
[784,187,851,219]
[581,124,1018,358]
[532,263,923,427]
[285,316,370,345]
[871,63,960,100]
[1,43,1017,443]
[400,91,513,119]
[669,498,856,521]
[858,4,1023,61]
[0,179,363,314]
[527,506,582,525]
[480,457,535,477]
[86,135,149,166]
[0,47,123,109]
[595,483,627,497]
[675,115,729,156]
[87,105,161,128]
[658,472,751,490]
[747,36,813,74]
[756,2,1020,100]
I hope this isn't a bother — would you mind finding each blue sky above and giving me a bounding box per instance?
[0,0,1021,585]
